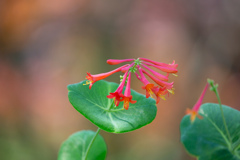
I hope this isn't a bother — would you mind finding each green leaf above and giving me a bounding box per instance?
[58,130,107,160]
[68,80,157,133]
[180,103,240,160]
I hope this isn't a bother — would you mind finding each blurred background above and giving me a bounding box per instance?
[0,0,240,159]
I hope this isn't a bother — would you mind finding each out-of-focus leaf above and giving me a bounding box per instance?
[180,103,240,160]
[58,130,107,160]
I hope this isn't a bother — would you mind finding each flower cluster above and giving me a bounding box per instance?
[84,58,178,110]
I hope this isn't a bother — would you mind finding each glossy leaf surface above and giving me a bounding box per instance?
[68,80,157,133]
[58,130,107,160]
[180,103,240,160]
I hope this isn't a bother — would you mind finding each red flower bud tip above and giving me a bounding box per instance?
[107,59,134,65]
[186,83,209,122]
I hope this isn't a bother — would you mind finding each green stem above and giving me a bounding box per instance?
[84,128,101,160]
[214,88,232,149]
[107,100,115,111]
[233,142,240,153]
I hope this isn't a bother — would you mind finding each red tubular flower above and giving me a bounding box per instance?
[107,59,134,65]
[84,57,178,107]
[106,70,128,106]
[122,72,136,110]
[141,69,174,92]
[186,83,209,122]
[85,64,129,89]
[136,67,157,98]
[143,61,178,74]
[141,64,169,81]
[140,58,178,69]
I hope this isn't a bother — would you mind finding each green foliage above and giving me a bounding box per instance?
[58,130,107,160]
[68,80,157,133]
[180,103,240,160]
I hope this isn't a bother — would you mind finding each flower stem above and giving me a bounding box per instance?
[107,100,115,111]
[208,79,232,149]
[215,90,232,145]
[84,128,101,160]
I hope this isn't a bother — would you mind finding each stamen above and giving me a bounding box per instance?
[148,89,154,98]
[160,95,166,100]
[83,81,91,85]
[167,89,175,94]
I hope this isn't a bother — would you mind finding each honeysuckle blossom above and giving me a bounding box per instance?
[122,72,137,110]
[139,58,178,69]
[84,64,129,89]
[186,83,209,122]
[107,67,130,106]
[84,58,178,109]
[141,64,169,81]
[142,69,174,94]
[135,66,157,98]
[152,87,168,104]
[142,61,178,74]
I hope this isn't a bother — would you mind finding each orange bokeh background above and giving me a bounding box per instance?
[1,0,240,159]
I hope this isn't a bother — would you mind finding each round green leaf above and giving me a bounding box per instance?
[180,103,240,160]
[68,80,157,133]
[58,130,107,160]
